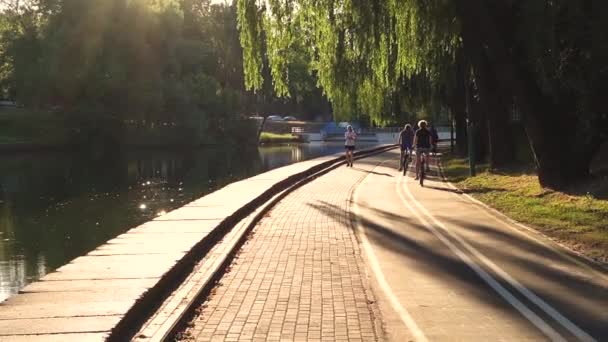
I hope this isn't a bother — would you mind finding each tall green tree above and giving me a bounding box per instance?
[237,0,608,188]
[0,0,328,142]
[455,0,608,186]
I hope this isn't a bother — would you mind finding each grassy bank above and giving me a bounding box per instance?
[259,132,304,144]
[441,153,608,263]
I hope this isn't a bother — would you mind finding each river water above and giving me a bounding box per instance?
[0,143,377,302]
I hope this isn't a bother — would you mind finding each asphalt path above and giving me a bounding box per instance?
[351,150,608,341]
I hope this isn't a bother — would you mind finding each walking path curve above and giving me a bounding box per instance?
[181,149,608,341]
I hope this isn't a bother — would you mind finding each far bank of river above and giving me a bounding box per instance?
[0,142,378,302]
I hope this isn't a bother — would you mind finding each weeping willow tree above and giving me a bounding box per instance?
[238,0,608,189]
[236,0,459,124]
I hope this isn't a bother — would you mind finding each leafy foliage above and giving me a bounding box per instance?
[237,0,608,186]
[237,0,459,122]
[0,0,328,146]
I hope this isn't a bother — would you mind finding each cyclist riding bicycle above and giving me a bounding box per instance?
[413,120,433,180]
[398,124,414,171]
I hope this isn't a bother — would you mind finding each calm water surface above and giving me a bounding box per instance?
[0,143,377,301]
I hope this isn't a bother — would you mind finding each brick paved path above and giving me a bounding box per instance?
[181,159,383,342]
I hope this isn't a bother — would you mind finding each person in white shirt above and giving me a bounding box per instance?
[344,125,357,167]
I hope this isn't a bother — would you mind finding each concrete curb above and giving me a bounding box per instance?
[109,145,397,341]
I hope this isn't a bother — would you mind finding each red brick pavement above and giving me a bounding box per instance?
[181,160,384,342]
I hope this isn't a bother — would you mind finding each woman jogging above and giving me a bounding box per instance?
[398,124,414,171]
[344,125,357,167]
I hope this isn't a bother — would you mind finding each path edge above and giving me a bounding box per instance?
[435,156,608,276]
[107,145,396,341]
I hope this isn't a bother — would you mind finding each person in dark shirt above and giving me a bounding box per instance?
[413,120,432,180]
[397,124,414,171]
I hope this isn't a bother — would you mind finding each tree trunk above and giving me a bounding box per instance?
[471,53,515,169]
[455,0,591,188]
[589,1,608,171]
[486,105,513,169]
[256,116,267,143]
[393,91,402,121]
[471,95,487,162]
[454,112,467,156]
[449,49,468,157]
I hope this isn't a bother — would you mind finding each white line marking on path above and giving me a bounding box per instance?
[353,160,429,342]
[435,163,608,285]
[399,165,596,342]
[394,166,567,342]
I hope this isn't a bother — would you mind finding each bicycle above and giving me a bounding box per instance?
[400,149,411,176]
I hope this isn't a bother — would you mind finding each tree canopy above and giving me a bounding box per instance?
[237,0,608,187]
[237,0,459,124]
[0,0,330,146]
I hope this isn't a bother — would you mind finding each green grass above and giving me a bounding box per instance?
[442,152,608,262]
[259,132,303,144]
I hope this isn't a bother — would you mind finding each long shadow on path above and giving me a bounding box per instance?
[351,167,394,177]
[308,199,608,340]
[437,215,608,336]
[308,200,526,315]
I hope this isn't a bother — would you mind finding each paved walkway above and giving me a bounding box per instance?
[181,150,608,341]
[181,158,383,342]
[354,150,607,341]
[0,153,351,341]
